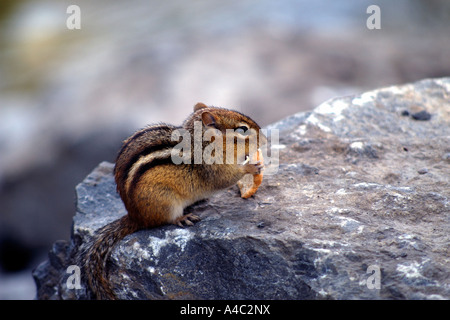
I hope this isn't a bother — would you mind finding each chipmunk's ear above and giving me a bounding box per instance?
[201,111,217,128]
[195,103,217,128]
[194,102,209,112]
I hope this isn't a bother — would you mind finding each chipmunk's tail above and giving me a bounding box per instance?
[81,215,139,300]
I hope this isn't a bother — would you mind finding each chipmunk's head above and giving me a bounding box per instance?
[185,102,267,164]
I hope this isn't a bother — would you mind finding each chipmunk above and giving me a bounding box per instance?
[80,103,267,299]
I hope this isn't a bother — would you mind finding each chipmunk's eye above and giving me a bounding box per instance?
[235,125,249,135]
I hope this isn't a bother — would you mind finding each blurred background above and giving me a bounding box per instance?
[0,0,449,299]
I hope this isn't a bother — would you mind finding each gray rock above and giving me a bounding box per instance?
[33,77,450,300]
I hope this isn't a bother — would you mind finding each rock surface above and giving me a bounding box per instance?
[33,78,450,300]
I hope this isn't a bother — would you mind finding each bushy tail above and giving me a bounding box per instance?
[81,215,139,300]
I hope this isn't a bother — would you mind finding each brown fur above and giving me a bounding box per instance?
[81,215,139,300]
[82,104,266,299]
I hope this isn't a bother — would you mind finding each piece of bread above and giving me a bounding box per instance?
[237,148,264,199]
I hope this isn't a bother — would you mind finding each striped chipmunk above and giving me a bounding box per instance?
[80,102,267,299]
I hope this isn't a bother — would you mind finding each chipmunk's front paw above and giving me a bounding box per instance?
[174,213,200,227]
[243,160,264,175]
